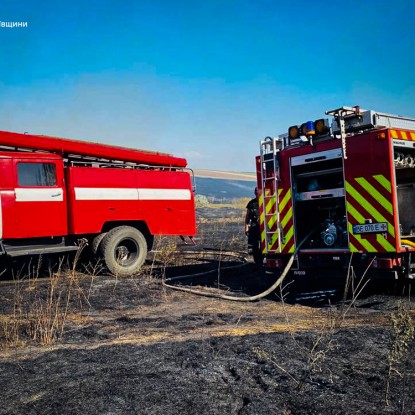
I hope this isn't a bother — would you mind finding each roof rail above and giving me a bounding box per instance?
[0,130,187,168]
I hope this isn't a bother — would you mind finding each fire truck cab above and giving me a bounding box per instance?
[257,106,415,281]
[0,131,196,276]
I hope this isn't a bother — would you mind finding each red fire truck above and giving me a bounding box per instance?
[257,106,415,281]
[0,130,196,275]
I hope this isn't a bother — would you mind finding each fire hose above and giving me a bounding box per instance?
[401,239,415,248]
[162,229,315,302]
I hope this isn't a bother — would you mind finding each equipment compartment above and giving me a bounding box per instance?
[292,156,347,249]
[394,145,415,238]
[293,158,344,199]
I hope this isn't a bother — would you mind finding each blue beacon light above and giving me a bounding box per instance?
[302,121,315,136]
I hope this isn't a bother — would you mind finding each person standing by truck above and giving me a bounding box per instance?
[245,187,263,267]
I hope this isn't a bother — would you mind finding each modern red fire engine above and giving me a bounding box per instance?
[0,130,196,275]
[256,106,415,281]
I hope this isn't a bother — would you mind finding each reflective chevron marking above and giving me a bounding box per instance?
[373,174,391,192]
[376,234,396,252]
[259,186,280,253]
[259,189,267,251]
[278,188,294,253]
[345,181,395,238]
[355,177,392,215]
[280,207,292,229]
[348,222,376,252]
[391,129,415,141]
[346,173,396,253]
[279,189,291,212]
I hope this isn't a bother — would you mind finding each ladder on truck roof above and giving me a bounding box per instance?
[0,130,187,168]
[326,106,415,159]
[259,137,284,253]
[327,106,415,134]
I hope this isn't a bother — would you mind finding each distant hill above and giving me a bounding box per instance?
[193,170,256,201]
[193,169,256,181]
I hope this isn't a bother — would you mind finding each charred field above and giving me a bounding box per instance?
[0,204,414,415]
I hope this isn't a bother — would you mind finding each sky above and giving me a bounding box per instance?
[0,0,414,172]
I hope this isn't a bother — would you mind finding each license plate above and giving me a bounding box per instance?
[353,222,388,234]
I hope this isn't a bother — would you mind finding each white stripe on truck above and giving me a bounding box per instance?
[74,188,191,201]
[15,188,64,202]
[75,188,139,201]
[138,188,191,200]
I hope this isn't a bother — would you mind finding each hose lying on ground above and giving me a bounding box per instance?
[162,229,315,302]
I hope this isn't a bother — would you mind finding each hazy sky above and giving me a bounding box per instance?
[1,0,414,171]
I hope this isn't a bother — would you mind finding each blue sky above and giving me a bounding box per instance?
[0,0,414,172]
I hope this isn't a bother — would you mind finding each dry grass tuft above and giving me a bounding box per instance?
[0,241,94,348]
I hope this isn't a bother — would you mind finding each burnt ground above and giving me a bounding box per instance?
[0,206,414,415]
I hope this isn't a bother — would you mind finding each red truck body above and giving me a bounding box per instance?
[256,106,415,281]
[0,130,196,275]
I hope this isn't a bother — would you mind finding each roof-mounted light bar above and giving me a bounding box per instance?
[287,118,331,145]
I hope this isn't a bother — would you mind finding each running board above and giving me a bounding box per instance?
[5,245,80,257]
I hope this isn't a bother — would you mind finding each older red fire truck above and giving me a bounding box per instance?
[0,130,196,275]
[257,106,415,281]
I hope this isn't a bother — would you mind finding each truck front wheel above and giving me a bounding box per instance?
[101,226,147,276]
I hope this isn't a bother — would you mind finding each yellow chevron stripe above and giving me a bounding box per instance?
[259,208,265,228]
[267,214,277,230]
[261,230,266,245]
[346,202,381,251]
[347,192,396,252]
[267,231,279,250]
[346,201,365,222]
[391,130,398,138]
[376,234,395,252]
[400,131,408,140]
[279,189,291,212]
[259,191,265,246]
[347,222,376,252]
[355,177,392,214]
[262,187,278,252]
[411,132,415,141]
[280,208,292,229]
[346,181,395,237]
[349,241,359,252]
[265,197,275,214]
[281,225,293,247]
[373,175,391,193]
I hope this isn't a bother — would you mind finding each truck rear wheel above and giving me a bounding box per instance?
[101,226,147,276]
[91,232,107,255]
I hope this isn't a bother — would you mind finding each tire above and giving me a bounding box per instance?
[91,232,107,255]
[101,226,148,276]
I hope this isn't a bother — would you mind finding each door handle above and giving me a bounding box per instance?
[51,192,62,197]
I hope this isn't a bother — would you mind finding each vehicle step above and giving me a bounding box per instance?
[6,245,80,257]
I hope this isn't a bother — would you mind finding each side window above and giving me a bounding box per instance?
[17,163,57,187]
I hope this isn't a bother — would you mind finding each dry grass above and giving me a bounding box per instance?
[196,197,250,209]
[0,241,94,348]
[385,301,414,407]
[0,205,414,414]
[0,206,247,349]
